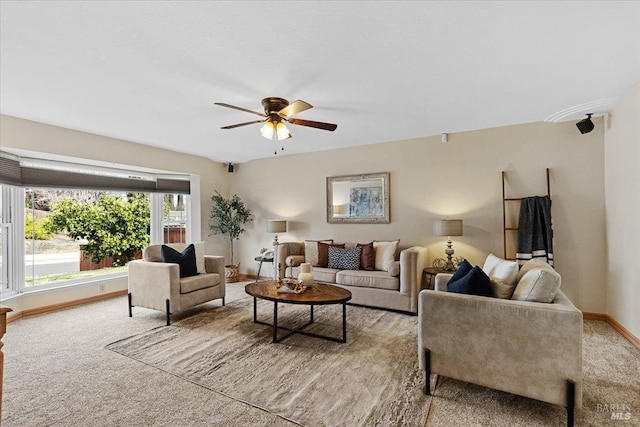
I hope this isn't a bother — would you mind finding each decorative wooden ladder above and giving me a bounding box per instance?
[501,168,551,261]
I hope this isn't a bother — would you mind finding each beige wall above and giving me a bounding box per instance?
[604,82,640,337]
[0,114,230,312]
[232,120,606,312]
[0,113,612,315]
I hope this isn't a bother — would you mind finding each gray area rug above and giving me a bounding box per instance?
[107,297,430,427]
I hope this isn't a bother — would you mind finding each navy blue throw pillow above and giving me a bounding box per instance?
[161,244,198,278]
[447,265,493,297]
[449,259,472,282]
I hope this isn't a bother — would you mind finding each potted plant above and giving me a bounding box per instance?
[208,191,253,282]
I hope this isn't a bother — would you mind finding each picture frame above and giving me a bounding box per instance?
[326,172,390,224]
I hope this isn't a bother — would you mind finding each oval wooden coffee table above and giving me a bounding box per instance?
[245,281,352,344]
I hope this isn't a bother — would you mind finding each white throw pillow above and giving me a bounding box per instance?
[373,240,400,271]
[304,240,333,267]
[482,253,519,299]
[511,267,561,303]
[516,258,553,282]
[387,261,401,277]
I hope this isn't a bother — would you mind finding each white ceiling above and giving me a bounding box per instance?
[1,1,639,164]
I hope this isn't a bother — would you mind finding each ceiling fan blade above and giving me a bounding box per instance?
[278,100,313,117]
[215,102,266,117]
[221,119,266,129]
[287,118,337,131]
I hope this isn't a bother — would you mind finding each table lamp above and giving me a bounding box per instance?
[266,220,287,246]
[433,219,463,271]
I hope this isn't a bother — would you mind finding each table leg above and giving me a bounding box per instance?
[310,304,314,323]
[273,301,278,343]
[342,303,347,343]
[255,260,263,282]
[253,297,257,322]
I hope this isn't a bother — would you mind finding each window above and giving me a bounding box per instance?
[0,151,194,297]
[162,193,188,244]
[23,188,151,289]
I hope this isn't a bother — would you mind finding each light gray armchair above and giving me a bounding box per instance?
[127,243,225,325]
[419,272,583,426]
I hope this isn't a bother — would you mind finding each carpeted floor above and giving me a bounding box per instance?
[106,297,429,426]
[3,281,639,426]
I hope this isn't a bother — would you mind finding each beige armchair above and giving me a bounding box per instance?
[419,273,583,426]
[128,243,225,325]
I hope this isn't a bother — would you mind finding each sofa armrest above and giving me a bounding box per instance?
[204,255,225,275]
[399,246,428,303]
[434,273,453,291]
[418,289,582,408]
[128,260,181,311]
[274,242,305,279]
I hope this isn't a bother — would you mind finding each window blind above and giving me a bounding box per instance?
[0,153,191,193]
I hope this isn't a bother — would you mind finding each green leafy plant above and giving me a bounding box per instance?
[208,191,253,266]
[48,194,150,266]
[24,213,55,240]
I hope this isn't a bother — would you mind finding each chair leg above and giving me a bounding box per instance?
[222,297,225,306]
[424,348,431,395]
[566,380,575,427]
[128,293,133,318]
[166,299,171,326]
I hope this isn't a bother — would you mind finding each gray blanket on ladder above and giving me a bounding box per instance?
[516,195,553,266]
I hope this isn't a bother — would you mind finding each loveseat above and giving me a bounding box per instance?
[275,240,428,314]
[418,256,583,426]
[128,242,226,325]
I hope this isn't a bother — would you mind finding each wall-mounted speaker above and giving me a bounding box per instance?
[576,114,594,134]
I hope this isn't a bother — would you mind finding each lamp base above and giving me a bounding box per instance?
[443,237,456,271]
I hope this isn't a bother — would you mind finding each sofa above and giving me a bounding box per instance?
[275,240,428,314]
[128,242,226,325]
[418,256,583,426]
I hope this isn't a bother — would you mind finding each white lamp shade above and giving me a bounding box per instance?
[266,220,287,233]
[433,219,463,236]
[276,122,291,140]
[260,121,275,139]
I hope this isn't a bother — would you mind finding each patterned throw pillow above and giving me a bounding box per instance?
[317,242,345,267]
[328,246,362,271]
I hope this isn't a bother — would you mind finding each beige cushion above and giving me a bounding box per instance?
[387,261,401,277]
[336,270,399,291]
[511,268,561,303]
[517,258,553,282]
[180,273,220,294]
[312,267,341,283]
[304,240,333,266]
[373,239,399,271]
[482,253,519,299]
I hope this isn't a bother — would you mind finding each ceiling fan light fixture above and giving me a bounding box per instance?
[276,121,291,140]
[260,121,275,139]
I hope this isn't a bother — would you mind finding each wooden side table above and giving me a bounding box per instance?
[422,268,440,290]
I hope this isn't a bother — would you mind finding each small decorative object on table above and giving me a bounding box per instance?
[432,258,446,271]
[277,278,307,294]
[297,262,314,287]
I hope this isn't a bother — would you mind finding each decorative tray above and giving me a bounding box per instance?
[276,278,307,294]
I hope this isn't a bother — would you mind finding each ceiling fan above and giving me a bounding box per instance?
[215,97,337,142]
